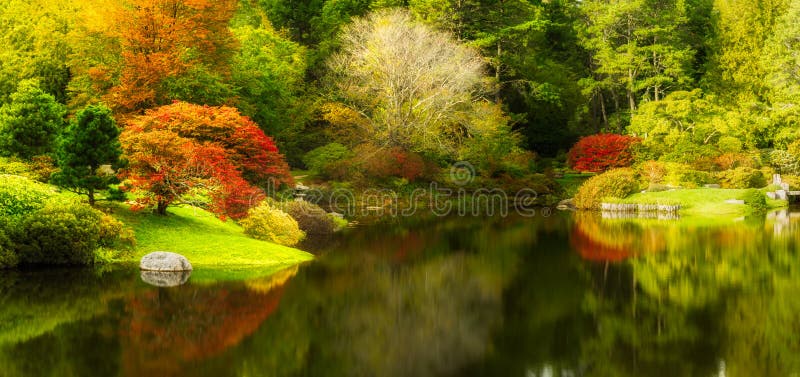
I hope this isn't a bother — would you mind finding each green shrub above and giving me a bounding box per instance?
[302,143,353,176]
[0,175,56,217]
[678,170,715,188]
[574,168,639,209]
[661,163,714,187]
[717,136,743,153]
[0,157,31,176]
[740,189,767,212]
[15,200,103,265]
[97,214,136,249]
[282,200,335,235]
[329,213,348,231]
[0,225,18,269]
[240,203,305,246]
[716,167,767,189]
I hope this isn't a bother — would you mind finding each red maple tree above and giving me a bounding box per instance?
[120,102,292,219]
[568,134,640,173]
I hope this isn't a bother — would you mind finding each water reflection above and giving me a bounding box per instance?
[0,212,799,376]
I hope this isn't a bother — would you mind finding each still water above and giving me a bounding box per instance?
[1,211,799,376]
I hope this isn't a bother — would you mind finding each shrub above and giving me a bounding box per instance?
[768,150,800,174]
[0,175,56,217]
[740,189,767,212]
[567,134,639,173]
[329,214,348,231]
[499,150,537,178]
[282,200,335,235]
[717,136,743,153]
[15,200,104,265]
[360,145,427,182]
[0,225,18,269]
[714,153,756,171]
[97,214,136,249]
[640,160,666,184]
[27,155,59,183]
[574,168,639,209]
[0,157,31,176]
[716,167,767,189]
[0,156,58,182]
[661,163,714,188]
[302,143,353,176]
[240,203,304,246]
[676,170,715,188]
[788,140,800,158]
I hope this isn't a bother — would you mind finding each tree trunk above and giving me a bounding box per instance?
[599,90,609,130]
[495,40,502,104]
[156,200,169,215]
[627,69,636,111]
[88,188,95,206]
[653,47,660,102]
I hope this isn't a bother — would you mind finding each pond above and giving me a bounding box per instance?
[1,210,799,376]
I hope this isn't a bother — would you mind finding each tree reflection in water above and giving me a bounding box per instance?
[1,212,800,376]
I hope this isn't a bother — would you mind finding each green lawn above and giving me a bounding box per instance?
[108,203,313,280]
[620,188,786,217]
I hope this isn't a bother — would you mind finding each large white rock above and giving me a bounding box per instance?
[140,251,193,272]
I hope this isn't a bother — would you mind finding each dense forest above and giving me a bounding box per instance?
[0,0,796,155]
[1,0,800,204]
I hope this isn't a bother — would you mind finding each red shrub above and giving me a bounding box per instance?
[361,146,426,181]
[568,134,640,173]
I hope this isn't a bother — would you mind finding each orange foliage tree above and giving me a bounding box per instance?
[120,102,292,218]
[108,0,238,112]
[568,134,640,173]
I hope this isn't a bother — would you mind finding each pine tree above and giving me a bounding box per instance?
[0,80,65,159]
[53,105,122,205]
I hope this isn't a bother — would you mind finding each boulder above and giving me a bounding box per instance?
[141,270,191,287]
[703,184,721,189]
[724,199,745,205]
[556,199,576,211]
[140,251,193,272]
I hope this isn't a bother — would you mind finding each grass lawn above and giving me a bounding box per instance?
[108,203,314,281]
[620,188,787,217]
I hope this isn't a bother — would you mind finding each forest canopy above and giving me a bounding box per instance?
[0,0,798,181]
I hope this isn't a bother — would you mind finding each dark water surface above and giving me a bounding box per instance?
[1,211,800,376]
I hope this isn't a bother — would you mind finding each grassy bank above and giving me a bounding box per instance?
[109,203,314,280]
[618,188,786,217]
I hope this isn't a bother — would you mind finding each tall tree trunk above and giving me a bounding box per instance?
[88,188,95,206]
[627,68,636,111]
[495,40,502,104]
[599,90,609,130]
